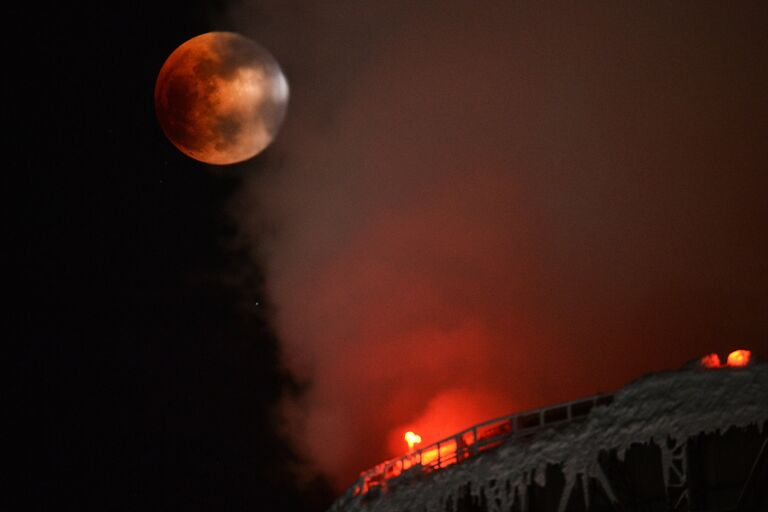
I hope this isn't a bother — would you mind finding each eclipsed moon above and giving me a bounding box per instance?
[155,32,289,165]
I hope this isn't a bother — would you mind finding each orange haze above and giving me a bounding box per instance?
[230,0,768,490]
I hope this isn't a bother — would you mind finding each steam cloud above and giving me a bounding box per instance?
[226,1,768,489]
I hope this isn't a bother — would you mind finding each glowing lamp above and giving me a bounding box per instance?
[726,349,751,367]
[405,431,422,451]
[700,353,721,368]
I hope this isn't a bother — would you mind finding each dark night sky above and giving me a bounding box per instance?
[18,1,331,510]
[15,1,768,510]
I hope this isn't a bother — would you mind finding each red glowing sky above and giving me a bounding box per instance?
[228,1,768,489]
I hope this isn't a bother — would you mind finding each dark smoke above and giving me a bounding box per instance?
[226,0,768,489]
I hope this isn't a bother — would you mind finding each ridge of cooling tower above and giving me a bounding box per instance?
[330,361,768,512]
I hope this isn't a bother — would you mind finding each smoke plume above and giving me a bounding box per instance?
[226,1,768,489]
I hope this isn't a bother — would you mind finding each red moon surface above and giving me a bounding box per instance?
[155,32,289,165]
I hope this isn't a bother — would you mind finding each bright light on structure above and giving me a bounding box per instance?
[700,353,721,368]
[726,349,751,367]
[700,349,752,369]
[405,431,422,451]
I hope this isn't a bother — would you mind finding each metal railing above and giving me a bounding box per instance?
[351,393,614,497]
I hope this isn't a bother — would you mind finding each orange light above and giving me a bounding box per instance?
[420,446,438,466]
[700,353,721,368]
[726,349,751,367]
[404,431,422,451]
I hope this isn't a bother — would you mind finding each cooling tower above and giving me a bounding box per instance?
[330,359,767,512]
